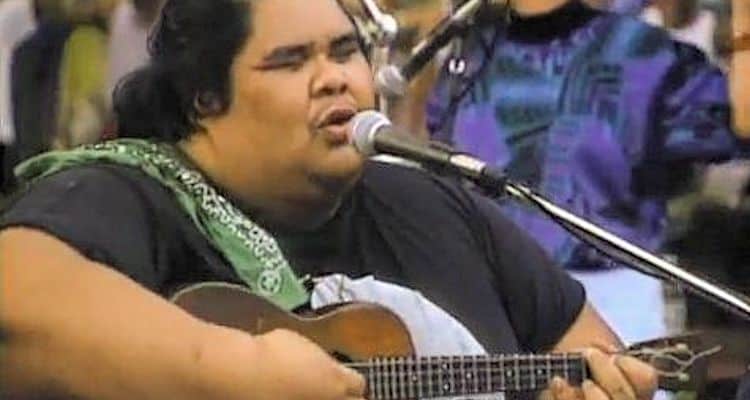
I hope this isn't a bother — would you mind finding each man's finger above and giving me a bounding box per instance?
[585,348,637,400]
[615,356,658,399]
[555,377,583,400]
[582,380,610,400]
[340,366,366,396]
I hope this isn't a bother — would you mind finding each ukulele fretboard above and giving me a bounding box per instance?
[350,354,588,399]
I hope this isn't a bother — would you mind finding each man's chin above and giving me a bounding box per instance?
[315,150,365,189]
[311,161,363,197]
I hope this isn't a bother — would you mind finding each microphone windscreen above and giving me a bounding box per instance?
[351,110,392,156]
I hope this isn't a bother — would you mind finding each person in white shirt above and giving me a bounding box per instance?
[0,0,36,146]
[107,0,164,99]
[641,0,718,61]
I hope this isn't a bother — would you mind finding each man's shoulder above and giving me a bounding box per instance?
[27,163,165,195]
[359,159,479,218]
[362,159,458,195]
[3,164,173,217]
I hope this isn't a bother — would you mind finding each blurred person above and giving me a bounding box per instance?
[54,18,110,149]
[427,0,740,346]
[719,6,750,398]
[54,0,121,149]
[0,0,35,188]
[641,0,718,61]
[5,0,74,190]
[732,0,750,135]
[607,0,647,14]
[0,0,35,145]
[583,0,645,12]
[107,0,165,97]
[1,0,658,399]
[3,0,116,190]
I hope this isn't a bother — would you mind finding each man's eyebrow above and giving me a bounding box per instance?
[330,32,360,49]
[259,31,359,63]
[261,42,313,62]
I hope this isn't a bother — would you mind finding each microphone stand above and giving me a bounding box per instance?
[357,0,399,115]
[485,177,750,323]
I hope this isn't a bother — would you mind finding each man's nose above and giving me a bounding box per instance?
[311,56,349,98]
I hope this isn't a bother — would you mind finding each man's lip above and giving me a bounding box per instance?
[318,121,353,145]
[316,106,357,128]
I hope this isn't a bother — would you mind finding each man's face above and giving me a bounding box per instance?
[210,0,375,209]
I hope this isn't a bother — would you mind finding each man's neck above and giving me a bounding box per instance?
[176,133,345,234]
[510,0,570,16]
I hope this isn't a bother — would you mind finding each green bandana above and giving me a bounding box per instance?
[15,139,309,310]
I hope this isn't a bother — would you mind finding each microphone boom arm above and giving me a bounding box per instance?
[497,179,750,323]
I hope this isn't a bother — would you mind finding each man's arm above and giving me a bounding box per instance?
[0,228,365,400]
[546,302,658,400]
[552,302,622,353]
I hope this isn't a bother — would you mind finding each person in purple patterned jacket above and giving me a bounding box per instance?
[427,0,743,345]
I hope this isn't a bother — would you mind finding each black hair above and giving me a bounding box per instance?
[113,0,252,141]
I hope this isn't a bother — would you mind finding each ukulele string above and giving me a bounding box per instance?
[348,344,723,382]
[624,345,723,379]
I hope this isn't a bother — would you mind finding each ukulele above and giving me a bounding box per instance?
[172,282,717,399]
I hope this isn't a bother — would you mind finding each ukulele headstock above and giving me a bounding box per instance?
[626,332,720,393]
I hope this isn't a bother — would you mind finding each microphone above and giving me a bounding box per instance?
[351,110,506,192]
[375,0,486,98]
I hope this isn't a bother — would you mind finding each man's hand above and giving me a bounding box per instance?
[250,329,367,400]
[545,348,658,400]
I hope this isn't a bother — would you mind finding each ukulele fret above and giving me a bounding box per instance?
[427,357,434,398]
[500,355,505,391]
[486,355,493,393]
[438,358,444,396]
[414,358,424,399]
[398,358,405,400]
[368,360,375,400]
[546,354,553,390]
[406,358,413,400]
[450,358,456,394]
[384,358,390,400]
[390,358,399,399]
[374,358,381,400]
[458,358,467,393]
[472,355,479,394]
[580,355,588,383]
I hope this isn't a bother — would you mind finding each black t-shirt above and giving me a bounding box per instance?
[1,161,584,353]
